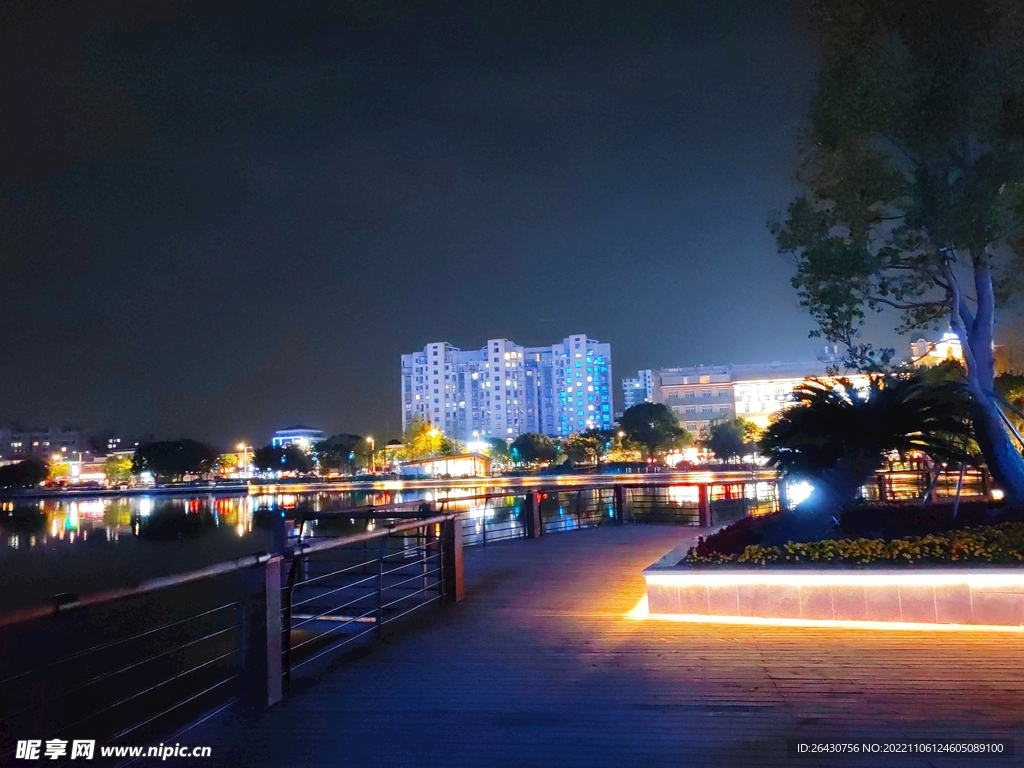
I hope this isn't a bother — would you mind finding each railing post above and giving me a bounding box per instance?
[614,485,627,524]
[375,539,385,638]
[777,480,789,512]
[440,516,464,603]
[698,484,712,527]
[876,473,887,502]
[241,555,283,708]
[524,493,541,538]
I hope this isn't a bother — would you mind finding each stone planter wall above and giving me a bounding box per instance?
[643,569,1024,627]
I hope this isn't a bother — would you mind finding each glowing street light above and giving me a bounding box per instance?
[236,443,250,479]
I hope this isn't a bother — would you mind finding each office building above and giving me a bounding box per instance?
[401,333,613,440]
[621,369,654,411]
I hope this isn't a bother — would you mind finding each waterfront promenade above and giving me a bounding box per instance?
[186,524,1024,767]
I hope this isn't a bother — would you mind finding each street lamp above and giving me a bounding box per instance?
[367,436,375,474]
[236,443,250,479]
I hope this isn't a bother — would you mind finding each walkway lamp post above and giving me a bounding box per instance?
[367,436,375,474]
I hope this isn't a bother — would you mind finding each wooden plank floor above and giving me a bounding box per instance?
[187,525,1024,767]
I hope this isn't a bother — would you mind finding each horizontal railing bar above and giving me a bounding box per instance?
[289,592,379,626]
[3,623,239,721]
[51,648,240,739]
[0,555,270,629]
[286,515,451,558]
[0,600,241,688]
[288,625,377,672]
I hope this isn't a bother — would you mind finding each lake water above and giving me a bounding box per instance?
[0,477,778,612]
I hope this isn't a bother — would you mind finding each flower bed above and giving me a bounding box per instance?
[644,504,1024,628]
[687,522,1024,567]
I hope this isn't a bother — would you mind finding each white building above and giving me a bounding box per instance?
[621,369,655,411]
[401,333,613,440]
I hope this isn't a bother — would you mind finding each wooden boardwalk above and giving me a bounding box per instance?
[187,524,1024,767]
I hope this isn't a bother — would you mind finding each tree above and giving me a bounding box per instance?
[399,417,446,460]
[617,403,692,459]
[510,433,557,464]
[104,454,134,484]
[132,440,219,482]
[561,429,611,465]
[771,0,1024,501]
[702,418,760,462]
[252,444,313,474]
[0,459,48,489]
[759,375,974,543]
[313,434,365,473]
[47,461,71,484]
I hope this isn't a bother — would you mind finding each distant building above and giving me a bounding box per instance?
[621,369,655,411]
[0,427,89,461]
[271,426,325,449]
[401,333,613,440]
[910,331,964,367]
[397,453,491,478]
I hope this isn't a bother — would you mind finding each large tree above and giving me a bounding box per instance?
[772,0,1024,501]
[617,403,692,459]
[252,444,314,474]
[510,433,557,464]
[132,440,218,482]
[702,418,760,462]
[399,417,446,460]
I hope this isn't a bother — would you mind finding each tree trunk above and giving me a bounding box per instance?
[949,263,1024,504]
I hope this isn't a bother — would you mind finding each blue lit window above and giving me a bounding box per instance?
[575,362,582,368]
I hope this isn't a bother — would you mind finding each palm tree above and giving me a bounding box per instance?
[758,374,974,545]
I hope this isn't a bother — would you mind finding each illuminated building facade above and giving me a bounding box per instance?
[621,369,654,411]
[401,333,613,440]
[271,426,325,449]
[910,331,964,367]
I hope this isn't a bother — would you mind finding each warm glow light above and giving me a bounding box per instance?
[644,570,1024,588]
[629,606,1024,633]
[991,488,1005,501]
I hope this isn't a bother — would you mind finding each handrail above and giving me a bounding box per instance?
[286,514,453,557]
[0,552,272,629]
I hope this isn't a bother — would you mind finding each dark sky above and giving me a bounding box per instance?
[1,0,827,447]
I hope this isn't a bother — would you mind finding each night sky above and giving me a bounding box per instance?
[2,0,830,447]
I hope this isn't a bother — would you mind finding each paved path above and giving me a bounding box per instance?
[186,524,1024,767]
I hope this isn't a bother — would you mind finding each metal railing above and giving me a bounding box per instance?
[0,474,784,759]
[860,468,991,503]
[0,554,273,766]
[281,515,457,685]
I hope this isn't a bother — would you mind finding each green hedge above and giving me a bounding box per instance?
[686,522,1024,566]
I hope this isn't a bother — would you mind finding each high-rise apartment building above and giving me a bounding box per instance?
[621,369,654,411]
[401,334,613,440]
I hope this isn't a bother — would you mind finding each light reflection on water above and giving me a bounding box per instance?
[0,482,780,554]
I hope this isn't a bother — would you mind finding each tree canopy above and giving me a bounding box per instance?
[252,444,313,474]
[702,418,760,462]
[510,433,557,464]
[772,0,1024,500]
[132,440,219,482]
[617,403,692,458]
[399,417,447,460]
[0,459,47,489]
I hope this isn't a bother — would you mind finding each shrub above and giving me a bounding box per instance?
[690,513,781,559]
[685,521,1024,566]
